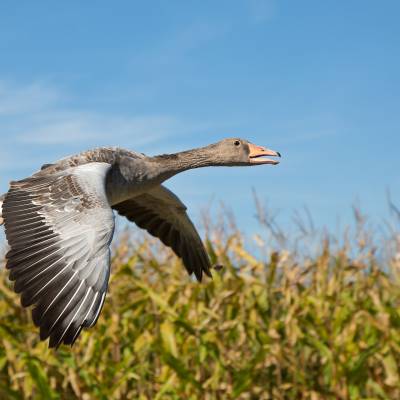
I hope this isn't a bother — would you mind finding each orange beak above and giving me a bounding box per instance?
[248,143,281,165]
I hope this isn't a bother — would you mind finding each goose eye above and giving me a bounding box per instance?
[234,140,241,147]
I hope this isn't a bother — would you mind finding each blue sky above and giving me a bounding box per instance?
[0,1,399,236]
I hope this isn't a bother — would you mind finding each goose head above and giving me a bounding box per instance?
[210,138,281,166]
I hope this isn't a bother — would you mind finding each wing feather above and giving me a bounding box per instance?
[3,162,115,347]
[113,185,211,281]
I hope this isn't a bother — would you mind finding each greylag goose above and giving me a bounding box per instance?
[0,138,280,347]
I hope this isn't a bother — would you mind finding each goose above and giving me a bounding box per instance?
[0,138,280,348]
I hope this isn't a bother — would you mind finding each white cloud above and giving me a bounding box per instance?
[17,111,186,146]
[0,81,206,148]
[0,80,60,115]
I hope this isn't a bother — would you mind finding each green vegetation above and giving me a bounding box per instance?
[0,207,400,399]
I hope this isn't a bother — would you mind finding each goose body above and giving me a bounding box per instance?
[0,138,280,347]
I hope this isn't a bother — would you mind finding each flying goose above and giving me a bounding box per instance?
[0,138,280,348]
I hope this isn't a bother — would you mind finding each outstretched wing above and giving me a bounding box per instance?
[113,185,212,281]
[3,163,115,348]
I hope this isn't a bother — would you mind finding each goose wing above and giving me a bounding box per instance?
[3,163,115,348]
[113,185,212,281]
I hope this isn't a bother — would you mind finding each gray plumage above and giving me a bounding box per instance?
[0,139,280,348]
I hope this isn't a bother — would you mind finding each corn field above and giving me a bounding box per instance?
[1,206,400,399]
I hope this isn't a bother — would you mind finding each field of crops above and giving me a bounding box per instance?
[1,208,400,399]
